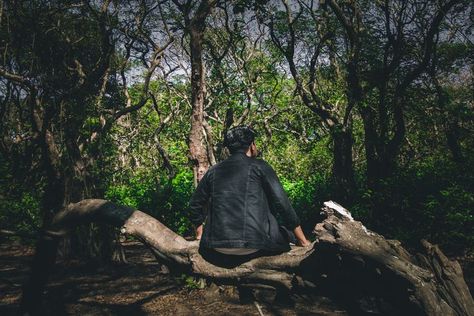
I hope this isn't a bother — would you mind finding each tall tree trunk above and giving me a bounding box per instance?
[186,0,216,186]
[331,127,355,204]
[40,129,66,224]
[361,107,404,226]
[360,106,400,192]
[361,107,380,191]
[189,26,209,185]
[446,122,463,163]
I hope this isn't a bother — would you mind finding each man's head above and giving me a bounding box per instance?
[224,126,257,156]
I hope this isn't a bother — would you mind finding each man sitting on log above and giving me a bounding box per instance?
[189,125,310,268]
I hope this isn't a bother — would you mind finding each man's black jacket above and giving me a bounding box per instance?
[189,151,300,252]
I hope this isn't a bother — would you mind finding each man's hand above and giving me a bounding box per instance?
[195,224,203,240]
[297,238,311,247]
[293,225,311,247]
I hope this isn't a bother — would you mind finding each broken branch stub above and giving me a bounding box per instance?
[314,201,474,316]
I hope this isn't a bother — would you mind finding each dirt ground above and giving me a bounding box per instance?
[1,239,472,316]
[0,240,351,316]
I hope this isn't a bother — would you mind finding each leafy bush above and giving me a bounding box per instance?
[0,191,42,238]
[105,170,194,236]
[352,157,474,254]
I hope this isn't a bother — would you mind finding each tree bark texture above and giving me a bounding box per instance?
[331,129,355,204]
[186,0,216,186]
[360,106,401,192]
[21,199,473,315]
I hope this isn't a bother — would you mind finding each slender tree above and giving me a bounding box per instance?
[172,0,219,186]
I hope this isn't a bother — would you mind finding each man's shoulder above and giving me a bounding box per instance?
[251,157,268,165]
[210,156,273,172]
[206,162,221,173]
[250,158,274,172]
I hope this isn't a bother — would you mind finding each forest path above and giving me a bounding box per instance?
[1,240,351,315]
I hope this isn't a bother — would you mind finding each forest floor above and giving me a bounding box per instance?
[0,240,351,316]
[0,239,472,316]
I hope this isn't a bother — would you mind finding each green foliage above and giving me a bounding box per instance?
[281,177,318,223]
[427,185,474,250]
[177,274,206,290]
[0,155,42,238]
[349,156,474,254]
[0,190,42,238]
[158,171,194,235]
[282,178,315,211]
[105,176,153,210]
[105,170,194,236]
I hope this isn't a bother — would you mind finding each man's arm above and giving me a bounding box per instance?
[195,224,203,240]
[293,225,311,247]
[189,170,211,240]
[260,162,310,246]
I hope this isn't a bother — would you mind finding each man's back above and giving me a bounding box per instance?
[189,150,300,252]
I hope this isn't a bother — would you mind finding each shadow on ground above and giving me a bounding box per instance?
[1,240,472,315]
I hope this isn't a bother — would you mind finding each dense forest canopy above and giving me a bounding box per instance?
[0,0,473,258]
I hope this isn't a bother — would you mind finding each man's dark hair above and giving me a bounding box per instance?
[223,126,256,154]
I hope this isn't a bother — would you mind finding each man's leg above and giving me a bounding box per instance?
[274,286,295,307]
[267,228,297,306]
[199,248,260,304]
[237,285,254,304]
[199,247,256,268]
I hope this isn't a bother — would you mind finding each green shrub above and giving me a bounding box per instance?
[0,191,42,238]
[105,170,194,236]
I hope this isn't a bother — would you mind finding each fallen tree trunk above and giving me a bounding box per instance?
[21,199,473,315]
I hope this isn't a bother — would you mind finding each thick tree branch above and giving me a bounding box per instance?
[21,199,474,315]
